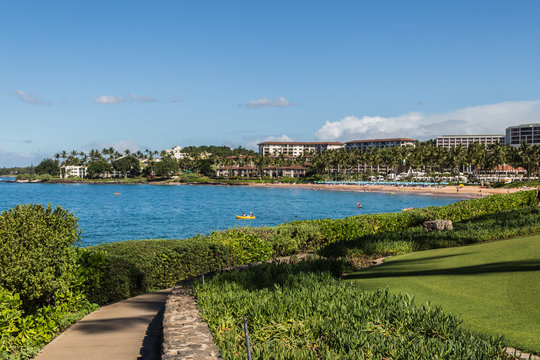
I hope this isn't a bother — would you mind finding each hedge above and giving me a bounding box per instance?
[81,239,235,304]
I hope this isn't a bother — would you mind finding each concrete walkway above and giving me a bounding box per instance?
[35,289,171,360]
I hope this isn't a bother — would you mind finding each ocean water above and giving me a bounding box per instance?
[0,181,459,246]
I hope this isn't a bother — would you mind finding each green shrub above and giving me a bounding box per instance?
[202,229,274,264]
[0,204,80,305]
[274,221,325,251]
[84,239,235,304]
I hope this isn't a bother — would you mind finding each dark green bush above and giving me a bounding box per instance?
[199,229,274,264]
[0,204,80,305]
[83,239,235,304]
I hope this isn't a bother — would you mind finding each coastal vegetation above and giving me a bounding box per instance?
[320,206,540,260]
[0,191,538,358]
[79,191,536,304]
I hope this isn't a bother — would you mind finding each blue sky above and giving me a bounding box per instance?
[1,0,540,166]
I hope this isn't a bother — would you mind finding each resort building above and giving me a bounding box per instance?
[258,138,417,156]
[258,142,344,157]
[435,135,505,149]
[344,138,416,150]
[215,165,306,178]
[61,165,87,179]
[505,123,540,146]
[264,165,306,178]
[164,145,190,159]
[215,166,258,178]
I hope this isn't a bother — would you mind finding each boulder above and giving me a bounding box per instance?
[423,219,453,232]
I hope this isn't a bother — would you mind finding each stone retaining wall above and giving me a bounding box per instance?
[161,286,221,360]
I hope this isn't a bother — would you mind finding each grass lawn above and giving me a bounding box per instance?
[345,235,540,354]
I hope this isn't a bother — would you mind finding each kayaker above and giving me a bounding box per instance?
[249,212,253,217]
[242,212,246,216]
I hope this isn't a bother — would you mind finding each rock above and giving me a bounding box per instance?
[423,220,453,232]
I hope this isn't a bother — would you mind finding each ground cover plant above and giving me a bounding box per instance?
[345,235,540,354]
[193,259,512,359]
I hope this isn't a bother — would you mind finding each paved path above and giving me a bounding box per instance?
[35,289,171,360]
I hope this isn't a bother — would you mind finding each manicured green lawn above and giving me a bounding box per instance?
[345,235,540,354]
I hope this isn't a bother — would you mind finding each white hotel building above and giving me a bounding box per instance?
[61,165,87,179]
[505,123,540,146]
[435,135,505,149]
[345,138,416,150]
[258,142,344,157]
[258,138,416,157]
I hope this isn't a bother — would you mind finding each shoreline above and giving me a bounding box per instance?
[246,182,525,198]
[4,178,529,198]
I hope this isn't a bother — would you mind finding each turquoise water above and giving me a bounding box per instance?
[0,181,459,246]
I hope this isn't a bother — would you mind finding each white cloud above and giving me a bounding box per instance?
[128,94,157,103]
[0,148,47,167]
[315,100,540,141]
[14,90,50,105]
[169,97,182,103]
[93,95,126,104]
[245,134,293,149]
[244,97,293,109]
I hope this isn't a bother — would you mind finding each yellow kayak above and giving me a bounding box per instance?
[236,215,256,219]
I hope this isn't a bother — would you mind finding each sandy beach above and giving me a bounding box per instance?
[248,182,527,198]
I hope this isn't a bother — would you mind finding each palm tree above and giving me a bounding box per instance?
[60,150,67,166]
[518,142,535,178]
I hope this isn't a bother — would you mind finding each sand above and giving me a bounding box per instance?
[247,182,528,198]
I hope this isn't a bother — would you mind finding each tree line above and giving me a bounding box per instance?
[308,141,540,179]
[32,141,540,180]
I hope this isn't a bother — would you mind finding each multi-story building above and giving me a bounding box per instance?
[61,165,87,179]
[258,142,344,157]
[435,135,505,149]
[258,138,418,156]
[345,138,416,150]
[505,123,540,146]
